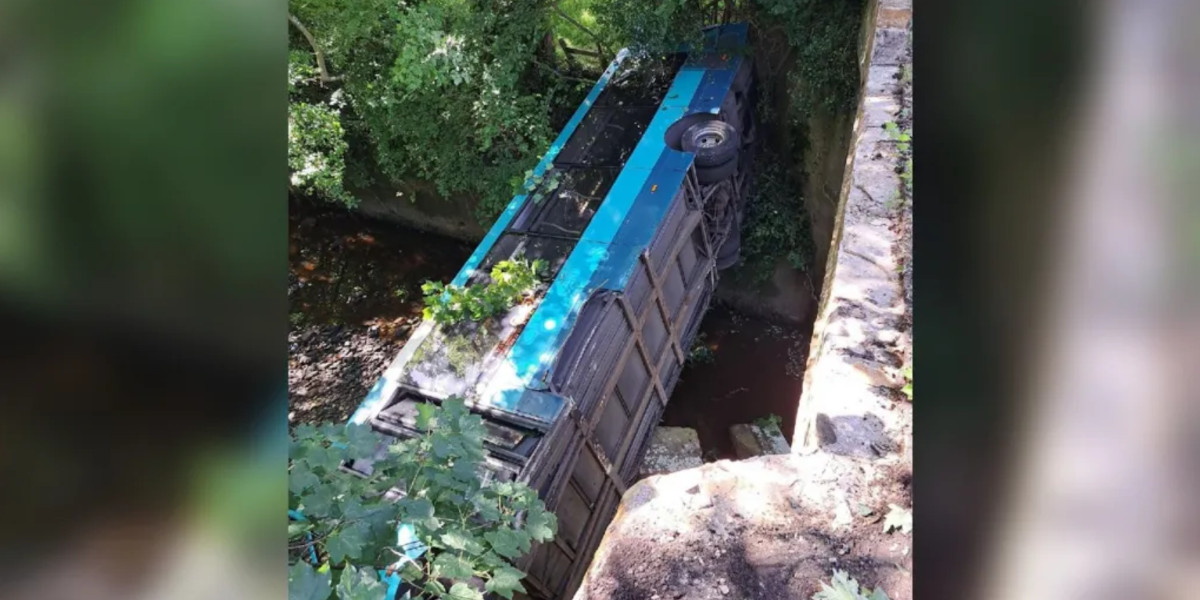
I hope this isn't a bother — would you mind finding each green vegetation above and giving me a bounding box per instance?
[753,413,784,433]
[812,570,891,600]
[900,363,912,401]
[421,259,547,326]
[288,0,866,241]
[754,0,865,117]
[287,0,592,220]
[737,0,865,283]
[288,399,557,600]
[884,120,912,201]
[685,333,715,365]
[739,157,815,283]
[289,49,355,206]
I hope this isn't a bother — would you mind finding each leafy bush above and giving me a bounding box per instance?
[812,570,890,600]
[288,398,558,600]
[755,0,864,116]
[593,0,706,55]
[289,98,354,207]
[287,0,592,220]
[737,157,814,283]
[421,259,547,326]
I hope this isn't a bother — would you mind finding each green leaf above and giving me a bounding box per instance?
[399,496,441,531]
[399,495,433,518]
[399,560,424,582]
[450,457,481,484]
[338,497,367,520]
[473,494,502,522]
[456,413,487,445]
[293,424,319,442]
[484,529,530,560]
[523,505,557,542]
[484,566,527,600]
[440,528,485,554]
[812,570,859,600]
[415,402,438,430]
[446,582,484,600]
[289,561,332,600]
[306,444,345,474]
[433,553,476,580]
[289,521,315,538]
[423,579,447,597]
[335,565,387,600]
[442,397,468,420]
[303,484,335,516]
[326,521,370,564]
[432,435,458,459]
[290,463,320,495]
[345,422,380,456]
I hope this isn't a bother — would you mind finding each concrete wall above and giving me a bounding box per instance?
[350,178,487,242]
[792,0,912,453]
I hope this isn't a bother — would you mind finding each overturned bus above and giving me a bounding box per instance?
[348,23,758,600]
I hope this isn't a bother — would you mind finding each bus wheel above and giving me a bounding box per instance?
[682,120,740,168]
[695,155,738,184]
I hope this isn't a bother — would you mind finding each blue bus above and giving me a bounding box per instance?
[349,23,756,599]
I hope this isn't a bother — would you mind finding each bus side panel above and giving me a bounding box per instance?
[533,176,715,599]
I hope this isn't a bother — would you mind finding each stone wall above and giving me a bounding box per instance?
[792,0,911,454]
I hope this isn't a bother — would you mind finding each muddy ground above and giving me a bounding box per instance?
[577,451,912,600]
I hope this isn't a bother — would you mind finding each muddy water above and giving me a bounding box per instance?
[288,202,472,424]
[663,306,810,459]
[289,203,473,328]
[288,203,809,456]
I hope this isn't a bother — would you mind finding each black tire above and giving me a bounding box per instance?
[681,120,740,167]
[695,154,737,184]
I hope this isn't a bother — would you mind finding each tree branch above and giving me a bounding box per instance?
[289,13,343,84]
[552,5,609,56]
[559,43,602,58]
[531,58,595,83]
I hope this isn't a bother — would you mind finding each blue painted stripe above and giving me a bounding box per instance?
[449,50,630,288]
[349,375,395,424]
[288,510,320,565]
[523,146,695,380]
[686,56,740,115]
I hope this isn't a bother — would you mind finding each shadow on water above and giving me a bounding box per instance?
[287,202,475,424]
[288,201,474,329]
[663,304,812,460]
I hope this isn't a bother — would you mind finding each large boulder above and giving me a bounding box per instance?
[639,427,705,477]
